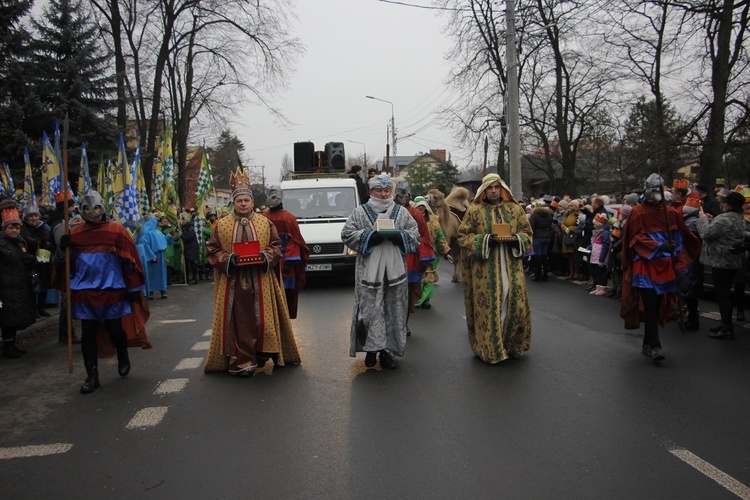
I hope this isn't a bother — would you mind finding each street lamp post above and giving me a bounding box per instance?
[505,0,522,200]
[365,95,396,163]
[347,140,367,168]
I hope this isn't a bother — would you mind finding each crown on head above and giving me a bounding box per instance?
[230,167,252,200]
[1,207,20,223]
[672,179,689,189]
[53,189,75,203]
[685,198,701,209]
[594,213,608,224]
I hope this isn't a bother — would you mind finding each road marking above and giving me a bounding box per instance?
[159,319,197,324]
[126,407,169,430]
[191,341,210,351]
[669,448,750,499]
[154,378,189,395]
[203,329,212,337]
[174,357,203,370]
[0,443,73,460]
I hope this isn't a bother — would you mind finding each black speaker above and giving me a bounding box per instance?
[294,142,315,172]
[325,142,346,170]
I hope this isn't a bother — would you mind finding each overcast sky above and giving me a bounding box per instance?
[236,0,476,183]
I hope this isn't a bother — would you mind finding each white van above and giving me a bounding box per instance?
[279,175,360,274]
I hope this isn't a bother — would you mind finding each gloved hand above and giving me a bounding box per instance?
[126,291,141,303]
[383,230,403,242]
[661,241,676,254]
[445,254,455,264]
[282,260,293,274]
[59,234,73,250]
[369,232,384,247]
[228,254,239,271]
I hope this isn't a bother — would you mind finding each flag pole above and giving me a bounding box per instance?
[62,114,73,373]
[483,137,488,177]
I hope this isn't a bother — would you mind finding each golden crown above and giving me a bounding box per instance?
[685,198,701,209]
[53,189,75,203]
[230,167,252,199]
[672,179,689,189]
[1,207,20,223]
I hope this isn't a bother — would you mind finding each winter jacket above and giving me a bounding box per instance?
[180,221,199,261]
[528,207,553,239]
[697,211,744,269]
[0,233,37,329]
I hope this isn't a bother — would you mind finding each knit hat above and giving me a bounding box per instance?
[725,191,745,210]
[624,193,639,206]
[557,199,569,210]
[620,204,632,219]
[695,183,708,194]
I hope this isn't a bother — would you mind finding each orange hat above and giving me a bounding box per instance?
[684,198,701,209]
[673,179,689,189]
[594,213,608,225]
[1,206,21,229]
[550,200,559,209]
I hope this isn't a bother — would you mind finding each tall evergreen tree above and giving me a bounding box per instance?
[211,130,246,190]
[0,0,34,168]
[30,0,116,170]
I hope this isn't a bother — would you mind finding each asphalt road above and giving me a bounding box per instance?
[0,267,749,499]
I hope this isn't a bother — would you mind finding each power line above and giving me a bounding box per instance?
[375,0,469,12]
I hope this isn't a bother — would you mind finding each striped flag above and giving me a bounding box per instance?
[105,159,116,218]
[136,151,150,218]
[152,135,164,210]
[41,131,62,206]
[78,142,92,196]
[159,123,180,225]
[112,134,127,223]
[118,144,141,227]
[0,163,10,198]
[195,145,214,214]
[21,148,36,211]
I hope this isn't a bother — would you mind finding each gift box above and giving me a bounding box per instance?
[491,223,511,238]
[234,241,264,266]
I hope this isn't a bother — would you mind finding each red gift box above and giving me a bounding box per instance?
[234,241,264,265]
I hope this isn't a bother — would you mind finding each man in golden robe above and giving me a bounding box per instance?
[458,174,533,364]
[203,168,301,376]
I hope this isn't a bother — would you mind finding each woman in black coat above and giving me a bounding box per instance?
[20,205,54,316]
[180,220,199,284]
[0,204,37,358]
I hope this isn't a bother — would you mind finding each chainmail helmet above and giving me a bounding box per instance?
[643,173,664,193]
[267,186,283,208]
[395,179,411,197]
[80,191,105,223]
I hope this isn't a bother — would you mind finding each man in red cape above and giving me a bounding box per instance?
[56,191,150,394]
[620,174,701,363]
[262,187,310,319]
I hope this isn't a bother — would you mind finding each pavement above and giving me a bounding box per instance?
[13,276,743,350]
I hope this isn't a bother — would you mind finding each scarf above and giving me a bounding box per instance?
[367,197,394,213]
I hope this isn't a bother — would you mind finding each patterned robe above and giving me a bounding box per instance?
[341,202,420,358]
[204,213,301,373]
[458,200,533,364]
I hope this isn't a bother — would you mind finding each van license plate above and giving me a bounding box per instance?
[306,263,332,271]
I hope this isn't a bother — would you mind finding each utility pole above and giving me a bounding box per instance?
[506,0,522,199]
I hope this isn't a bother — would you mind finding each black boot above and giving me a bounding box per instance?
[2,340,22,359]
[116,348,131,377]
[80,363,100,394]
[37,306,51,317]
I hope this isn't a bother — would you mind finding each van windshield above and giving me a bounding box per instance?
[282,186,357,219]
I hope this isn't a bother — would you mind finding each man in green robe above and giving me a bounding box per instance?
[458,173,533,364]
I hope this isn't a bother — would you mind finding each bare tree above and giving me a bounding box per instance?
[600,0,694,182]
[519,0,617,195]
[672,0,750,191]
[90,0,302,202]
[436,0,509,178]
[280,153,293,181]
